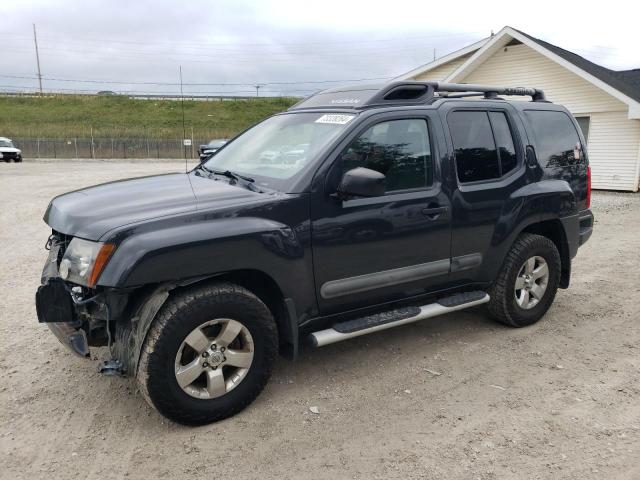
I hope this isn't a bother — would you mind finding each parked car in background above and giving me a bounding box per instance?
[198,139,228,161]
[0,137,22,162]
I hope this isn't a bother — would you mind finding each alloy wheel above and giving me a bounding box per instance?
[174,318,254,399]
[514,256,549,310]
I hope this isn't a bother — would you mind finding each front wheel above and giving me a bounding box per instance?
[137,282,278,425]
[488,233,561,327]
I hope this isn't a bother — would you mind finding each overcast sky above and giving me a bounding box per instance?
[3,0,638,97]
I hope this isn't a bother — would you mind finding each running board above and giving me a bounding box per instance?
[308,291,489,348]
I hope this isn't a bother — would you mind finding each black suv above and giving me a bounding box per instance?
[36,81,594,425]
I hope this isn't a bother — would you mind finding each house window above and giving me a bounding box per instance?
[575,116,590,143]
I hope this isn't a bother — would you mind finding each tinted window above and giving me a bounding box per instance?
[339,119,433,191]
[489,111,518,175]
[524,110,582,167]
[449,111,500,182]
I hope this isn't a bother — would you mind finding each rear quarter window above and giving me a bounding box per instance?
[524,110,583,169]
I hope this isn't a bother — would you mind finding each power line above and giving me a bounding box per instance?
[0,31,486,49]
[2,42,452,62]
[0,73,390,86]
[0,84,315,95]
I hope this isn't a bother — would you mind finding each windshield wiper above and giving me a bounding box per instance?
[209,168,255,183]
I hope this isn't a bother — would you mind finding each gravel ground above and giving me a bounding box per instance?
[1,161,639,480]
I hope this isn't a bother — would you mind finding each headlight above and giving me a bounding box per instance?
[59,238,115,288]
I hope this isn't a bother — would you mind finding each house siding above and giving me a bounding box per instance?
[411,53,474,82]
[457,44,640,191]
[587,112,640,191]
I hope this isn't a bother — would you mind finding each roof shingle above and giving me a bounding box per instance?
[513,28,640,103]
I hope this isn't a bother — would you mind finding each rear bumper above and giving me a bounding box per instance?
[578,209,594,246]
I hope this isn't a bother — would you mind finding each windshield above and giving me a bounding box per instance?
[203,112,355,190]
[0,139,14,148]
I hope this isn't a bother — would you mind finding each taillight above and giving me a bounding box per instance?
[586,165,591,209]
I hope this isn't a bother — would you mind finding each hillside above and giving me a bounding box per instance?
[0,94,298,140]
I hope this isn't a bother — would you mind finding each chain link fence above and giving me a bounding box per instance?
[12,137,212,159]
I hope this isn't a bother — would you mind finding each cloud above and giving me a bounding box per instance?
[2,0,636,96]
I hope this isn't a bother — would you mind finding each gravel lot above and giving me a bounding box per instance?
[1,161,639,480]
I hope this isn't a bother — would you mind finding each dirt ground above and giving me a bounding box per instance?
[1,161,639,480]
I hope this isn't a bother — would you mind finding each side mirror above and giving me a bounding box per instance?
[337,167,386,198]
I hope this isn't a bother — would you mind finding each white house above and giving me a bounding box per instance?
[397,26,640,191]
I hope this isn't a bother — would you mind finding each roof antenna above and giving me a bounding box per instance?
[491,30,495,36]
[179,65,187,173]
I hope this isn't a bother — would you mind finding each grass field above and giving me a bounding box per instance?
[0,94,298,139]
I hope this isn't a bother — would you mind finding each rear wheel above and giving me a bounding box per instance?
[488,233,561,327]
[137,282,278,425]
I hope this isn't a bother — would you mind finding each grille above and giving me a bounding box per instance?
[49,230,73,265]
[1,151,18,159]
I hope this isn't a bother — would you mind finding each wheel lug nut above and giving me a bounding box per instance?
[212,366,217,370]
[220,347,226,352]
[202,352,209,357]
[202,362,209,368]
[211,344,217,350]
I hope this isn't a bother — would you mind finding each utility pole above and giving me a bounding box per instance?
[33,23,43,95]
[254,85,262,97]
[179,66,187,172]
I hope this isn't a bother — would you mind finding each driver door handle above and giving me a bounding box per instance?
[421,206,448,220]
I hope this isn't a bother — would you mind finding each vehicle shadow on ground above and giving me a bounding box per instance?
[275,306,503,375]
[80,306,509,430]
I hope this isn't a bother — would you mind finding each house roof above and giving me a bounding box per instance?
[513,29,640,104]
[399,27,640,108]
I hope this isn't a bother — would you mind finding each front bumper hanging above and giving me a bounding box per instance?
[36,278,90,357]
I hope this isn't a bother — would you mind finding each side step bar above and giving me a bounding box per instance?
[308,291,489,348]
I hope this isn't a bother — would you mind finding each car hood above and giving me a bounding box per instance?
[0,147,20,153]
[45,172,262,240]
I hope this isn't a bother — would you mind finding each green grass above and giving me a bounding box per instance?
[0,94,298,139]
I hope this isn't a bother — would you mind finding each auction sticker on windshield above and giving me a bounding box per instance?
[315,114,354,125]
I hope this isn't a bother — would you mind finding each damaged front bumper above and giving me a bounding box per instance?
[36,277,92,358]
[36,240,110,359]
[48,319,90,358]
[36,236,172,374]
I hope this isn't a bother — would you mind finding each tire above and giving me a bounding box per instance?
[137,282,278,425]
[488,233,561,327]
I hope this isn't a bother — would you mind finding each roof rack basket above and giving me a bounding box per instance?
[365,81,546,107]
[434,82,546,102]
[288,81,547,111]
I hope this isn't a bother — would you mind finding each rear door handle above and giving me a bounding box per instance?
[421,206,448,219]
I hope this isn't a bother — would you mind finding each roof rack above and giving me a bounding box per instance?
[434,82,546,101]
[288,81,547,111]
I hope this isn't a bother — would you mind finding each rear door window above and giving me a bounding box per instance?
[448,111,500,183]
[524,110,583,167]
[489,111,517,175]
